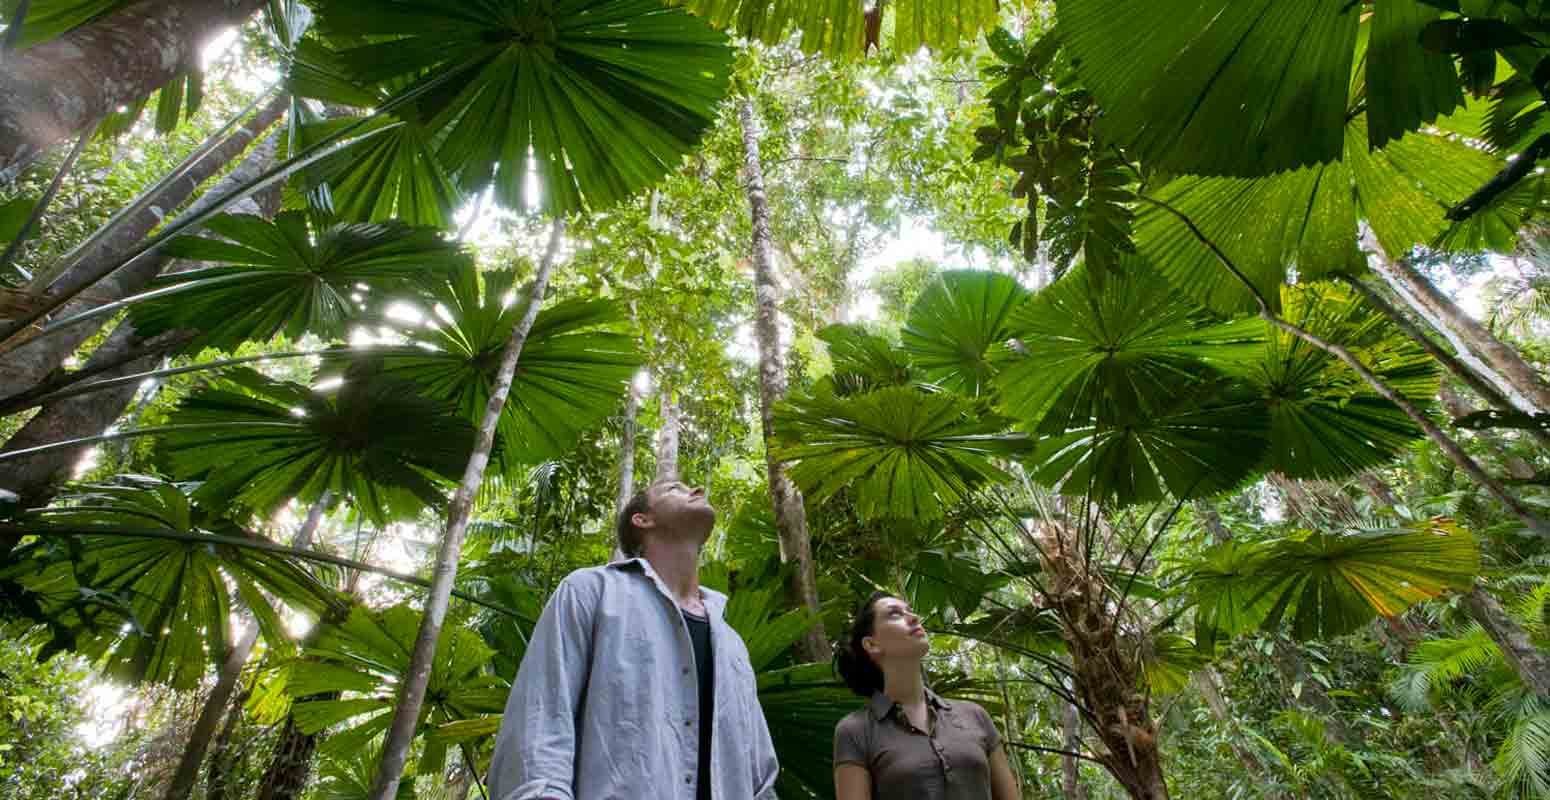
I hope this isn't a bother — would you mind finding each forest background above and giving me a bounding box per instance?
[3,0,1550,798]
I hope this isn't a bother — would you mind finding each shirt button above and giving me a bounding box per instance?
[684,719,693,727]
[685,775,693,785]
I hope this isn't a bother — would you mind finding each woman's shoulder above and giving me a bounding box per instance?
[834,705,874,737]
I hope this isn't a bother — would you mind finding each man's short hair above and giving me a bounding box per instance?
[616,488,652,557]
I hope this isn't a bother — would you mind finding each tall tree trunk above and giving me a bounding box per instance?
[204,682,251,800]
[610,380,639,562]
[1461,585,1550,701]
[1191,668,1271,777]
[0,95,286,395]
[1061,685,1089,800]
[1437,384,1537,480]
[163,623,260,800]
[0,0,265,170]
[654,384,679,482]
[0,128,283,533]
[738,97,826,664]
[368,222,564,800]
[1370,252,1550,413]
[1189,500,1234,544]
[163,494,332,800]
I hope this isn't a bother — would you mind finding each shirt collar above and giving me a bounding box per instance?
[868,688,951,720]
[608,556,727,618]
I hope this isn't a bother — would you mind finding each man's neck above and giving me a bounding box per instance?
[641,533,704,608]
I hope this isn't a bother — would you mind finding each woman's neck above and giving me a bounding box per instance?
[880,660,926,707]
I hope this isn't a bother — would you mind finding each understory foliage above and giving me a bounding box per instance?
[5,0,1550,799]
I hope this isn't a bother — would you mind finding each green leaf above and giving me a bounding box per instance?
[334,270,641,477]
[666,0,996,59]
[0,0,133,50]
[1141,633,1210,695]
[1256,521,1479,640]
[996,260,1266,431]
[1135,119,1503,314]
[816,324,914,395]
[900,270,1030,397]
[0,196,35,248]
[773,386,1032,520]
[132,212,469,354]
[316,0,734,215]
[156,366,475,523]
[0,478,336,689]
[1061,0,1460,176]
[1249,283,1439,480]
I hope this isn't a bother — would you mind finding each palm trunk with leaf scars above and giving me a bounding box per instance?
[739,96,827,663]
[1034,521,1168,800]
[163,492,332,800]
[0,0,265,171]
[368,220,564,800]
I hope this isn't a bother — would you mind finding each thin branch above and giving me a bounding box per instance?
[1003,739,1108,766]
[1135,192,1273,312]
[1,0,31,57]
[0,331,192,415]
[1446,132,1550,222]
[460,742,490,800]
[0,421,303,463]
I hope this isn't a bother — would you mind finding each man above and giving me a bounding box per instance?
[488,479,781,800]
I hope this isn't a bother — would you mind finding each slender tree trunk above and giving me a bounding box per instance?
[163,494,332,800]
[1437,384,1537,480]
[1189,500,1233,544]
[1191,668,1270,776]
[655,384,679,482]
[1461,585,1550,701]
[1270,637,1359,749]
[0,95,285,395]
[1369,252,1550,412]
[368,221,564,800]
[204,682,251,800]
[738,97,826,664]
[163,623,260,800]
[1061,686,1089,800]
[0,0,265,170]
[610,380,639,562]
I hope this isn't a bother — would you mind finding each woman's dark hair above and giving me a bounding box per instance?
[835,591,893,698]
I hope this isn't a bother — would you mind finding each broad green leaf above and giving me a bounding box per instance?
[816,323,914,395]
[996,260,1265,431]
[0,0,133,49]
[1135,119,1504,315]
[773,386,1032,520]
[1026,371,1270,506]
[1257,521,1479,640]
[0,478,336,689]
[1141,633,1210,695]
[666,0,996,59]
[133,212,469,354]
[0,196,35,248]
[317,0,734,215]
[900,270,1029,397]
[1061,0,1460,177]
[156,366,475,523]
[334,270,641,477]
[904,548,1008,622]
[1249,283,1439,480]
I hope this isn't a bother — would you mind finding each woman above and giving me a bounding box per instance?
[833,592,1021,800]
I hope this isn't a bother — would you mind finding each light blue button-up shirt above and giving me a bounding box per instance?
[487,558,780,800]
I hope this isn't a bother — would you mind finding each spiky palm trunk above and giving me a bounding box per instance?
[368,221,564,800]
[738,97,826,663]
[0,0,265,170]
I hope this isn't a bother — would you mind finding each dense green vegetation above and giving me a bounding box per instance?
[4,0,1550,798]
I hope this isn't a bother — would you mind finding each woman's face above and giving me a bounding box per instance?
[863,596,929,664]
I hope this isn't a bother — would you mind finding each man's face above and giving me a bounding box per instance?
[643,480,716,534]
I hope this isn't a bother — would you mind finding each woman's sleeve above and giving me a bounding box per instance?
[975,703,1003,751]
[833,714,869,767]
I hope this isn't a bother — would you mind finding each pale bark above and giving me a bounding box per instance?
[1461,585,1550,701]
[1437,384,1538,480]
[1191,668,1271,777]
[654,384,679,482]
[1061,690,1089,800]
[0,95,286,394]
[1189,500,1234,544]
[738,97,826,664]
[368,221,564,800]
[1370,252,1550,413]
[610,381,639,563]
[0,0,265,169]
